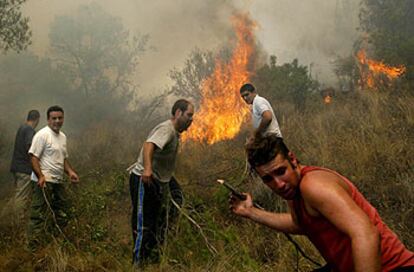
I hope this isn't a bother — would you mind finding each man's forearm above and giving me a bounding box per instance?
[30,155,43,179]
[247,208,302,234]
[255,111,272,136]
[143,142,155,171]
[64,159,74,174]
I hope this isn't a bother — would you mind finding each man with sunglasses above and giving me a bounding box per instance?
[230,135,414,272]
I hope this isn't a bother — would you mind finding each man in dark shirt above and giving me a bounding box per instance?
[8,110,40,218]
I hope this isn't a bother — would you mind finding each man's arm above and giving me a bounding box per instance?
[30,154,46,188]
[24,128,35,151]
[254,110,272,137]
[230,193,302,234]
[142,142,156,183]
[64,159,79,183]
[301,171,381,272]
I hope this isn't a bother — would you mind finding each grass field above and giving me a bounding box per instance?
[0,88,413,271]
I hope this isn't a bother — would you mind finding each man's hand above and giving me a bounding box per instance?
[38,175,46,188]
[254,129,262,139]
[229,192,254,218]
[142,168,153,184]
[31,155,46,188]
[68,170,79,183]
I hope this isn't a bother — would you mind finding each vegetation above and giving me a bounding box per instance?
[253,55,319,110]
[0,0,31,52]
[359,0,414,84]
[1,83,412,271]
[48,3,149,130]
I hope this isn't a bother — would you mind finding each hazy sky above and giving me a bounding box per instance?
[23,0,360,96]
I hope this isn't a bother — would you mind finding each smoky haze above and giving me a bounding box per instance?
[23,0,360,95]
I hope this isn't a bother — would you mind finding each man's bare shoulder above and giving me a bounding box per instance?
[300,169,350,205]
[300,169,340,186]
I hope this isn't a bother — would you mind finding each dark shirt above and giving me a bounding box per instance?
[10,124,35,174]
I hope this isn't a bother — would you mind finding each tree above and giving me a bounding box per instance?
[0,51,70,160]
[333,55,359,92]
[253,56,318,110]
[48,3,149,126]
[0,52,68,126]
[168,48,215,103]
[0,0,31,52]
[143,48,215,122]
[359,0,414,84]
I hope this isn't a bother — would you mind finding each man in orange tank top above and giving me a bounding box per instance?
[230,135,414,272]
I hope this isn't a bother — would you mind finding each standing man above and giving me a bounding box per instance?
[230,135,414,272]
[129,99,194,264]
[240,83,282,138]
[28,105,79,250]
[8,110,40,219]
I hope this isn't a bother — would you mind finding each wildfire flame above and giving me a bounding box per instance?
[357,49,406,89]
[182,13,256,144]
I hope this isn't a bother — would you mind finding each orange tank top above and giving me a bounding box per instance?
[293,166,414,272]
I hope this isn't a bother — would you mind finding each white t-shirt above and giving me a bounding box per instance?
[132,120,179,183]
[29,126,68,183]
[252,95,283,137]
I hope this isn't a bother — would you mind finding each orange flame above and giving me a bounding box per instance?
[357,49,406,89]
[182,13,256,144]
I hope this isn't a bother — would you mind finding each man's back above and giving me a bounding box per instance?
[294,166,414,272]
[252,95,282,137]
[132,119,179,183]
[10,124,35,175]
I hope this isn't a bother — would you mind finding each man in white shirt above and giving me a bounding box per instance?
[28,105,79,250]
[240,83,282,138]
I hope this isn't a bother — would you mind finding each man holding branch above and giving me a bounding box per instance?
[28,105,79,250]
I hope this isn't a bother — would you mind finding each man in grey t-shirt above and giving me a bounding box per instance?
[129,99,194,264]
[240,83,282,138]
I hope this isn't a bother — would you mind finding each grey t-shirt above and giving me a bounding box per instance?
[132,120,179,183]
[10,124,35,174]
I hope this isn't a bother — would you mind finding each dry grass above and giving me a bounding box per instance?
[0,88,412,271]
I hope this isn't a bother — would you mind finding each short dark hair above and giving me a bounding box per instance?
[246,135,290,167]
[171,99,191,116]
[240,83,255,94]
[47,105,64,119]
[27,110,40,121]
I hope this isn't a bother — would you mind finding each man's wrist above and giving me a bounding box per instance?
[246,207,259,220]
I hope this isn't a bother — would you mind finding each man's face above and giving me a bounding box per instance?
[47,111,64,133]
[255,153,300,200]
[240,91,255,105]
[176,104,194,133]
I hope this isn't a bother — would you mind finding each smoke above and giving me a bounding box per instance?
[247,0,361,86]
[23,0,360,93]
